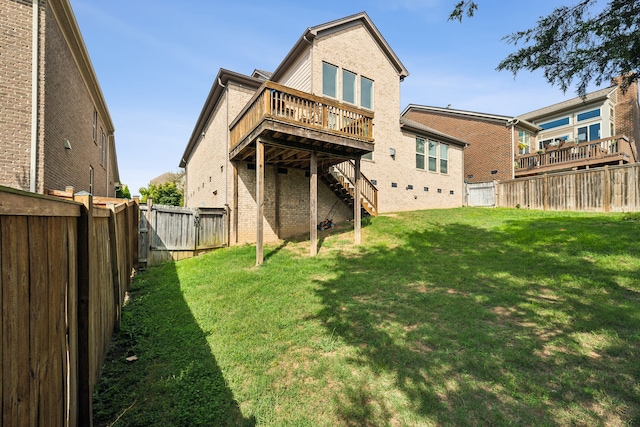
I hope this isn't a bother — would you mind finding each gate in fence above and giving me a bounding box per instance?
[466,181,497,207]
[139,203,228,268]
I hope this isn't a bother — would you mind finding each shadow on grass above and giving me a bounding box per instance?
[93,261,255,427]
[314,214,640,426]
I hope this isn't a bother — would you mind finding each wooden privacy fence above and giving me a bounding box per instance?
[0,185,139,427]
[498,163,640,212]
[139,201,228,268]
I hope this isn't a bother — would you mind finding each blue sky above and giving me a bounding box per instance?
[69,0,602,195]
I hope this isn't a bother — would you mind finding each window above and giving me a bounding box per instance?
[440,144,449,174]
[428,141,437,172]
[578,123,601,142]
[342,70,356,104]
[99,128,106,166]
[89,166,94,195]
[92,110,97,142]
[539,117,570,130]
[518,130,531,154]
[577,108,600,122]
[418,139,449,173]
[360,76,373,109]
[416,138,425,169]
[362,151,373,161]
[589,123,600,140]
[540,138,552,150]
[610,122,615,136]
[577,127,588,143]
[322,62,337,98]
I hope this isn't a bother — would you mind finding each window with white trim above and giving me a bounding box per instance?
[416,138,425,169]
[428,140,437,172]
[321,62,374,109]
[440,144,449,174]
[360,76,373,109]
[92,110,98,142]
[100,128,106,166]
[416,138,449,174]
[322,62,337,98]
[342,69,356,104]
[518,130,531,154]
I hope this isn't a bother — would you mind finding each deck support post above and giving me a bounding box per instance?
[310,151,318,256]
[256,139,265,265]
[354,157,362,245]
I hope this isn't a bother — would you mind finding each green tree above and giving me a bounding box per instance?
[116,184,131,199]
[450,0,640,95]
[139,170,185,206]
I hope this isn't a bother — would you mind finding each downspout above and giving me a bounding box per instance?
[510,124,515,179]
[30,0,39,192]
[106,133,112,197]
[507,118,518,179]
[220,78,228,206]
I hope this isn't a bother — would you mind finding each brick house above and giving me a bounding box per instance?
[1,0,119,196]
[403,80,640,184]
[180,12,468,252]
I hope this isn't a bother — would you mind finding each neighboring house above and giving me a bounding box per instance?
[404,79,640,183]
[180,12,467,247]
[1,0,119,196]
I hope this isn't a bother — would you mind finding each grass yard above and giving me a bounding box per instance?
[93,208,640,426]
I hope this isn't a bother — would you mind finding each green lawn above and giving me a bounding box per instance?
[93,208,640,426]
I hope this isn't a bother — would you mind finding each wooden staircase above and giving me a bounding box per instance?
[321,161,378,216]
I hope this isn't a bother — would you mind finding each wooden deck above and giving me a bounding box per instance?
[228,82,377,264]
[229,81,374,168]
[515,135,635,177]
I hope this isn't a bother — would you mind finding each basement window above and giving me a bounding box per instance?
[248,163,256,170]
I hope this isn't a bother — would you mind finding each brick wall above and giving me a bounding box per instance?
[311,25,466,211]
[0,0,35,190]
[613,81,640,156]
[235,164,351,244]
[404,110,513,184]
[184,82,257,209]
[0,0,116,196]
[42,0,110,195]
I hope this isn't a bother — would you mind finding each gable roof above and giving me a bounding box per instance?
[270,11,409,82]
[517,85,618,122]
[402,104,540,132]
[400,118,469,148]
[180,69,263,168]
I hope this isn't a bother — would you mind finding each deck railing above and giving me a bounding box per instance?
[229,81,374,149]
[330,160,378,216]
[516,135,634,172]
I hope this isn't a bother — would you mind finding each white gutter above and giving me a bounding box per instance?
[30,0,39,192]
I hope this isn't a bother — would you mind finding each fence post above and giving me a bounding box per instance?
[107,203,121,330]
[132,197,140,270]
[224,204,231,247]
[75,191,93,427]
